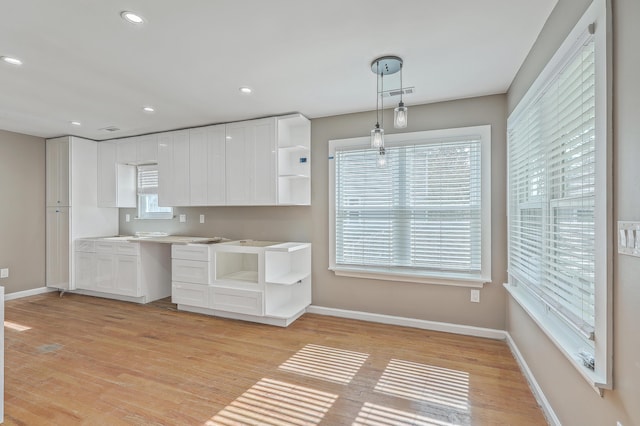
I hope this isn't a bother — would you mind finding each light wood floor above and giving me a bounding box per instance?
[3,293,547,425]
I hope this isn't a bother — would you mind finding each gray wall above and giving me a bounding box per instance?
[120,94,508,330]
[506,0,639,424]
[0,129,46,294]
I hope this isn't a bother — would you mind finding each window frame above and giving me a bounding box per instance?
[505,0,611,392]
[329,125,492,288]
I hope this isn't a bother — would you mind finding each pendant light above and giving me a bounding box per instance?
[371,60,384,148]
[370,56,404,166]
[394,61,408,128]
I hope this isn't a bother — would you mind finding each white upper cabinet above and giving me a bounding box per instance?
[158,130,190,207]
[97,142,136,208]
[225,118,277,206]
[46,137,70,206]
[116,138,137,164]
[189,125,226,206]
[136,134,158,164]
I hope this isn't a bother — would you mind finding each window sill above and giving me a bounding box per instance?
[504,283,609,395]
[330,266,488,288]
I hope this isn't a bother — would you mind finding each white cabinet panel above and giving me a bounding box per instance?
[46,138,70,207]
[117,138,137,164]
[190,125,226,206]
[172,244,210,262]
[172,259,210,284]
[95,254,115,292]
[98,142,136,208]
[225,118,276,205]
[172,282,208,308]
[210,287,263,316]
[46,207,70,289]
[75,251,95,290]
[115,255,140,297]
[158,130,190,206]
[136,134,158,164]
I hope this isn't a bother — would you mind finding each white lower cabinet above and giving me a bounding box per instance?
[172,240,311,327]
[74,239,170,303]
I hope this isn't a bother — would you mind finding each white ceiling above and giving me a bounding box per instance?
[0,0,557,140]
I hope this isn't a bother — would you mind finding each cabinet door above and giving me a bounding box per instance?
[46,138,70,207]
[225,119,276,205]
[75,252,95,290]
[190,125,225,206]
[137,134,158,164]
[115,255,140,297]
[252,119,277,205]
[46,207,70,289]
[157,130,190,206]
[97,142,117,207]
[95,254,115,292]
[189,127,208,206]
[116,138,137,164]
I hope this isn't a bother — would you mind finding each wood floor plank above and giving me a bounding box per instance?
[3,293,547,425]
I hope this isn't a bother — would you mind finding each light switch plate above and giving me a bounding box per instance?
[0,268,8,278]
[618,221,640,256]
[470,289,480,303]
[125,214,130,222]
[179,214,186,223]
[199,214,205,224]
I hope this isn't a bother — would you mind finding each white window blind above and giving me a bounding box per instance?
[137,165,172,219]
[333,136,485,281]
[508,36,597,344]
[137,165,159,195]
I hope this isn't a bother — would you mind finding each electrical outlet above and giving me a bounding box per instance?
[179,214,186,223]
[470,289,480,303]
[199,214,205,224]
[0,268,9,279]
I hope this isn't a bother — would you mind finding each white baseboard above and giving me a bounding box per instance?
[5,286,57,301]
[306,305,507,340]
[505,332,560,426]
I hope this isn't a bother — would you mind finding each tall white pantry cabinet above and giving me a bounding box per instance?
[45,136,118,291]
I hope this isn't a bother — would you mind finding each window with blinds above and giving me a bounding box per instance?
[329,126,491,285]
[137,165,173,219]
[507,2,611,387]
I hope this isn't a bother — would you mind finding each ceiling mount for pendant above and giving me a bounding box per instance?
[370,56,403,75]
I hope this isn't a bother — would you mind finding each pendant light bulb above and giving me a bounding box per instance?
[376,147,387,168]
[394,102,408,128]
[371,126,384,148]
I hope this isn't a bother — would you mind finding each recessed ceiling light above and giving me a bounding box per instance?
[70,121,82,126]
[1,56,22,66]
[142,106,155,113]
[120,11,144,24]
[239,87,252,94]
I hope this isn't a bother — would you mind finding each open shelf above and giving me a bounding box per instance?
[219,270,258,283]
[266,304,306,319]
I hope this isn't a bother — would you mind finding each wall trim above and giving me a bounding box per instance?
[505,332,560,426]
[5,286,56,301]
[306,305,507,340]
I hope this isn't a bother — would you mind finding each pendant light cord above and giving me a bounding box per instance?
[400,62,404,105]
[376,61,380,127]
[380,69,384,129]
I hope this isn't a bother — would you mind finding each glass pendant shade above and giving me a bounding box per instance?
[371,127,384,148]
[394,103,408,128]
[376,152,387,168]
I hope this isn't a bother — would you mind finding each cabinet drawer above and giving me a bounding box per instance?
[95,241,115,253]
[210,287,263,316]
[172,282,209,308]
[75,240,95,253]
[172,259,211,284]
[116,242,140,255]
[172,244,210,261]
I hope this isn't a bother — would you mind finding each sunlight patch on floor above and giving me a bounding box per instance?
[207,378,338,426]
[354,402,470,426]
[278,343,369,384]
[374,359,471,419]
[4,320,31,332]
